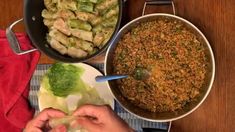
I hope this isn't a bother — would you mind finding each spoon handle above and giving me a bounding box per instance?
[95,75,128,82]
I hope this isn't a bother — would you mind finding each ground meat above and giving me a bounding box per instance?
[113,18,208,112]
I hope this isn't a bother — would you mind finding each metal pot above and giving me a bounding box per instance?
[6,0,123,63]
[105,0,215,122]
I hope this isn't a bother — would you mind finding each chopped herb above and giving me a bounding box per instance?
[118,52,125,60]
[171,50,178,57]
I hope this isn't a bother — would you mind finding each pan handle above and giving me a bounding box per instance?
[6,18,37,55]
[142,0,176,16]
[142,121,172,132]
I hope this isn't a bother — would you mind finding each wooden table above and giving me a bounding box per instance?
[1,0,235,131]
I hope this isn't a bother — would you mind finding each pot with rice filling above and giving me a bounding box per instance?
[105,13,215,122]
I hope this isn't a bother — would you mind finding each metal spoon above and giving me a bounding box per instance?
[95,68,150,82]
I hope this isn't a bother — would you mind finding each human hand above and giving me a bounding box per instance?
[24,108,66,132]
[72,104,134,132]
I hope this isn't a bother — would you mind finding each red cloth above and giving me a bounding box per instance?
[0,30,40,131]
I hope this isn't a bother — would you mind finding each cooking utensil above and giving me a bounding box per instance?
[95,67,150,82]
[6,0,123,62]
[95,75,128,82]
[104,0,215,122]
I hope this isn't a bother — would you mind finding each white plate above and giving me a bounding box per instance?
[38,63,114,113]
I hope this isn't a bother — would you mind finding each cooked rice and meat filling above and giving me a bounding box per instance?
[113,18,208,112]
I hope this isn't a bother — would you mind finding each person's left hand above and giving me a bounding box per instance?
[24,108,66,132]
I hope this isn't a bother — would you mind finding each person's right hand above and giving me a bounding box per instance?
[72,104,134,132]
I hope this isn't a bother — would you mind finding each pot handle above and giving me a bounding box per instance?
[6,18,37,55]
[142,0,176,16]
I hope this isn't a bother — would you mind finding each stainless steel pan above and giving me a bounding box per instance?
[105,0,215,123]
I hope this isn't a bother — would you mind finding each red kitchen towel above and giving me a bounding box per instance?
[0,30,40,131]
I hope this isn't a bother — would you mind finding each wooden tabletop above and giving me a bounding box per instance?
[1,0,235,131]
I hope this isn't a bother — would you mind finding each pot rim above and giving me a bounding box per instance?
[104,13,215,122]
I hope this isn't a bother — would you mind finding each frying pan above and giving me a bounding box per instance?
[105,0,215,123]
[6,0,123,62]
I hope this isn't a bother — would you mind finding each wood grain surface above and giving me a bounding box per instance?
[1,0,235,131]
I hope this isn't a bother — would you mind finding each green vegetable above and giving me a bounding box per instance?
[57,0,77,11]
[151,53,164,60]
[78,0,97,3]
[81,41,94,52]
[118,52,125,60]
[43,19,55,27]
[93,33,105,46]
[171,50,178,57]
[46,63,86,97]
[39,63,108,115]
[78,2,94,12]
[44,0,57,12]
[39,76,69,112]
[133,68,149,80]
[95,0,117,12]
[97,0,104,4]
[77,87,105,107]
[89,47,99,55]
[41,9,56,19]
[92,24,103,33]
[134,68,145,80]
[68,37,77,47]
[103,6,119,18]
[100,28,114,46]
[90,16,102,26]
[71,28,93,42]
[174,24,183,33]
[102,16,117,27]
[68,19,92,31]
[41,76,51,92]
